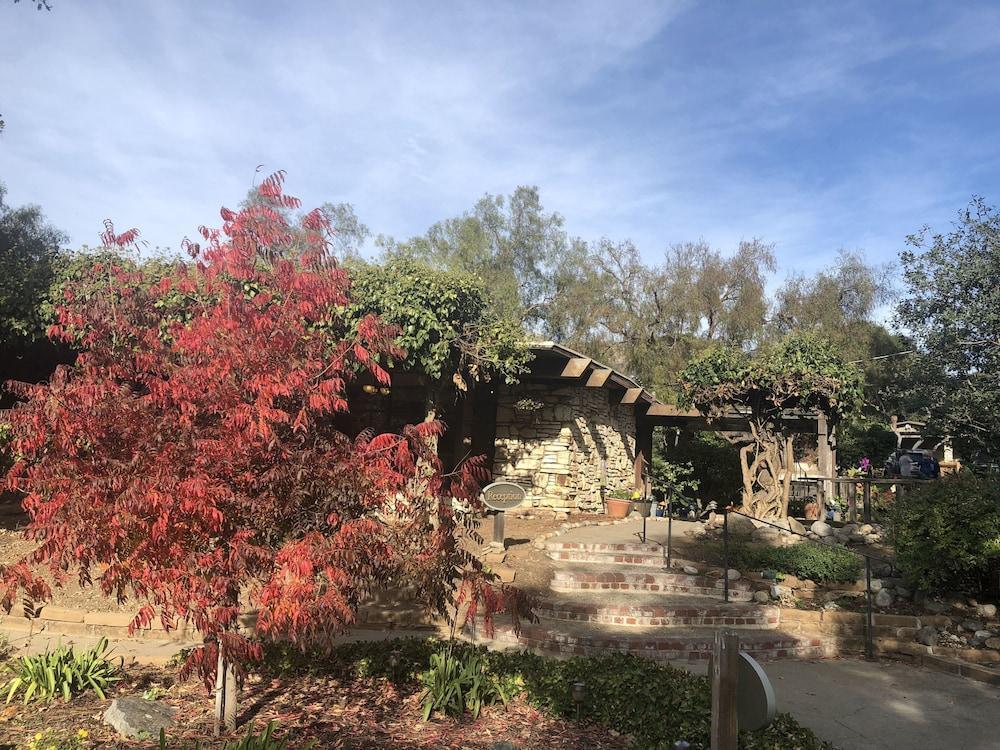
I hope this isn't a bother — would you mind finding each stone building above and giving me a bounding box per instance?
[349,340,833,513]
[488,342,657,511]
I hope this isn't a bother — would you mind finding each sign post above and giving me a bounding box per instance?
[480,481,526,547]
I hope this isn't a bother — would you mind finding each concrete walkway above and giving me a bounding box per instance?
[556,516,702,546]
[764,658,1000,750]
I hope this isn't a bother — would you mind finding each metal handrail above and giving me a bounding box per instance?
[722,506,893,660]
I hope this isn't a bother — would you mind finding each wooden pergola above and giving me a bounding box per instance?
[528,342,837,491]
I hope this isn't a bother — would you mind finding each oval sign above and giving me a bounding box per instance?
[737,651,776,731]
[481,481,526,512]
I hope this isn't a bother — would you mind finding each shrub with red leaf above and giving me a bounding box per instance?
[2,173,523,708]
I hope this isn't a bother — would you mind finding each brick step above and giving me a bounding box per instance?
[545,541,682,567]
[550,567,754,602]
[534,592,779,629]
[464,618,834,664]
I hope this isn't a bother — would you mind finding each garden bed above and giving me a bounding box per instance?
[0,638,834,750]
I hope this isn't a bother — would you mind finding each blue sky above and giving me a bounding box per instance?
[2,1,1000,277]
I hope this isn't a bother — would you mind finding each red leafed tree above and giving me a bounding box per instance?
[2,172,521,729]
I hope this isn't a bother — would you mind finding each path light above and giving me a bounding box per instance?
[571,680,587,721]
[673,742,690,749]
[389,649,401,681]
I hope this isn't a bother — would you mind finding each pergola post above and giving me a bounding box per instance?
[817,414,837,517]
[635,413,653,494]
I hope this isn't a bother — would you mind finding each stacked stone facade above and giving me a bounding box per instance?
[492,383,637,511]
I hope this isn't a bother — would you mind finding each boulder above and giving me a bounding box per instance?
[753,590,770,604]
[977,603,998,619]
[810,521,834,537]
[761,569,778,580]
[973,630,994,646]
[869,579,883,592]
[961,619,985,633]
[682,565,699,576]
[895,586,912,599]
[858,524,874,535]
[727,513,756,539]
[787,517,807,535]
[751,526,784,546]
[986,637,1000,650]
[554,511,569,521]
[916,625,938,647]
[925,600,949,614]
[875,589,893,608]
[727,568,741,581]
[104,697,177,739]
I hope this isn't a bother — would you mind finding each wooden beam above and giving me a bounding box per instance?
[646,403,701,418]
[560,357,592,378]
[585,367,612,387]
[621,387,643,404]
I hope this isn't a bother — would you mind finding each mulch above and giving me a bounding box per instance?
[0,663,630,749]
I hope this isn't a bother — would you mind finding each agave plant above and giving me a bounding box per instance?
[4,636,122,703]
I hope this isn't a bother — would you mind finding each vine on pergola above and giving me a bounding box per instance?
[680,334,863,520]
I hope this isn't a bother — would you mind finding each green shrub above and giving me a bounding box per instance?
[706,541,863,583]
[891,472,1000,595]
[418,647,520,720]
[3,636,122,703]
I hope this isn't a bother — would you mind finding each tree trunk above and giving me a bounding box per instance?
[214,649,238,735]
[737,424,795,521]
[780,435,794,519]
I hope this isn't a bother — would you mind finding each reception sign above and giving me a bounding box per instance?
[481,481,526,512]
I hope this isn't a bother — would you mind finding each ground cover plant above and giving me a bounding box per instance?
[706,541,862,583]
[254,638,834,750]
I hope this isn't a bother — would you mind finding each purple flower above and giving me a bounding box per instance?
[859,457,871,472]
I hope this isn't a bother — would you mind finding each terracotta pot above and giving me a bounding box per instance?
[605,497,632,518]
[804,502,820,520]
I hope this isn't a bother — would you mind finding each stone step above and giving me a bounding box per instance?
[534,591,779,629]
[550,567,755,602]
[464,618,834,663]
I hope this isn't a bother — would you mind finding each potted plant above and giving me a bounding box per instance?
[605,488,632,518]
[632,490,652,518]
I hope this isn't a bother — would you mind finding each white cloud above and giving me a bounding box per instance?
[0,0,998,280]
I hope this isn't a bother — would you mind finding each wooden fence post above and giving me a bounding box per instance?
[710,630,739,750]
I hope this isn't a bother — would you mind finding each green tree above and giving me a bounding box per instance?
[680,334,863,519]
[345,257,530,413]
[0,183,67,351]
[544,238,775,397]
[378,186,566,327]
[896,198,1000,458]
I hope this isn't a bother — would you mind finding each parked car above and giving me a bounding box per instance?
[884,449,939,478]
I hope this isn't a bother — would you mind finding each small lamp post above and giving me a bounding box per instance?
[389,649,401,682]
[571,680,587,721]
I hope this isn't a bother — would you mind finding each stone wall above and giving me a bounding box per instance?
[492,383,637,511]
